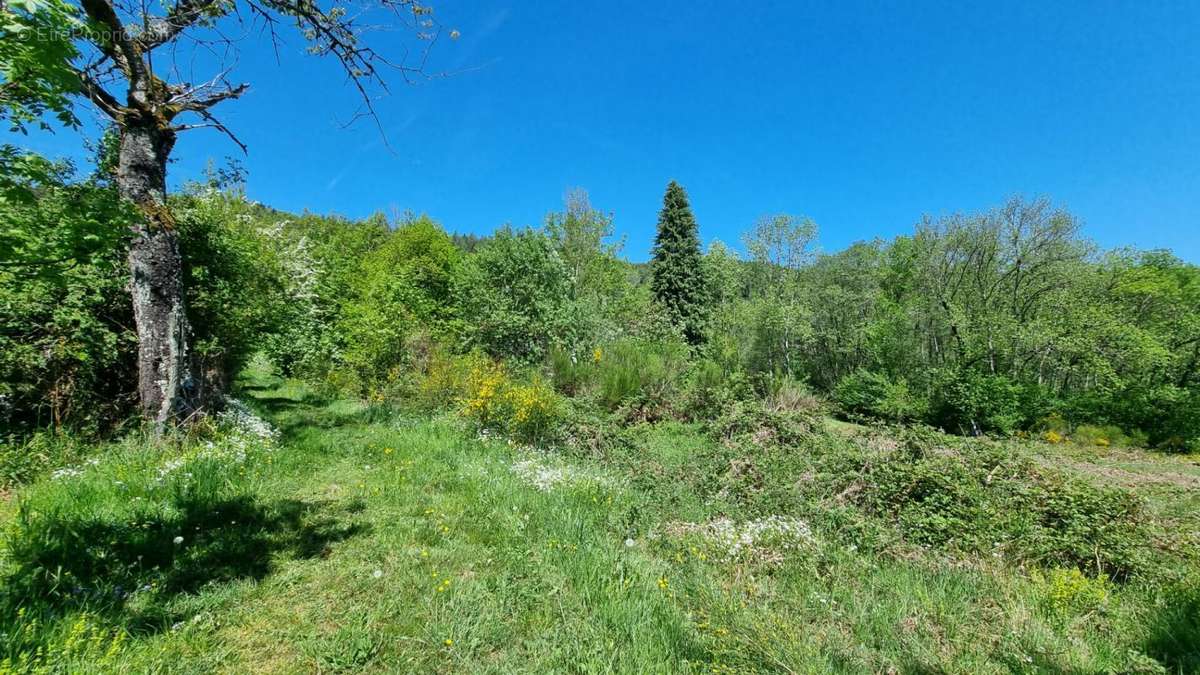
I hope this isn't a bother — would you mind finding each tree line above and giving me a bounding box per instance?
[3,161,1197,450]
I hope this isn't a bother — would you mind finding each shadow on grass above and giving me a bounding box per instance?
[1,494,367,631]
[1143,586,1200,672]
[245,390,404,439]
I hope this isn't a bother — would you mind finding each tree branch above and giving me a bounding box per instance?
[171,109,248,153]
[138,0,227,49]
[72,68,124,120]
[79,0,143,79]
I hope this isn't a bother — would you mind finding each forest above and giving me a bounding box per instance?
[6,165,1199,451]
[2,0,1200,671]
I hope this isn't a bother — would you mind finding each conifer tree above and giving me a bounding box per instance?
[651,181,709,344]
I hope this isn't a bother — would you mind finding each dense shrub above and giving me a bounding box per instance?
[761,375,823,414]
[454,228,579,364]
[681,358,754,420]
[930,371,1024,435]
[0,163,284,437]
[594,339,689,418]
[1033,567,1113,619]
[417,349,489,411]
[175,187,290,402]
[710,400,817,449]
[336,216,460,393]
[548,346,597,397]
[853,430,1153,579]
[458,360,563,443]
[834,370,926,423]
[0,159,136,435]
[1072,424,1134,448]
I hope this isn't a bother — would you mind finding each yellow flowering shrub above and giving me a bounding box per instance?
[504,376,560,442]
[1042,430,1064,444]
[454,360,562,442]
[419,350,490,409]
[461,360,509,428]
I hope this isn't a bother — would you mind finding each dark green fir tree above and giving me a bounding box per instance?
[650,181,709,344]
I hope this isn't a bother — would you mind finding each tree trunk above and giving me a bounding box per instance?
[118,121,195,431]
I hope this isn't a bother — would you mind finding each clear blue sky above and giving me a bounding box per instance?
[7,1,1200,261]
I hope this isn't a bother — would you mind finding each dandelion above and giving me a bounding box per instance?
[624,538,635,548]
[373,569,383,579]
[444,638,454,647]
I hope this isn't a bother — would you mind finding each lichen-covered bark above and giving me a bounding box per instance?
[119,121,195,430]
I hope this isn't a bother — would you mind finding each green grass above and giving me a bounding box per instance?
[1,369,1198,673]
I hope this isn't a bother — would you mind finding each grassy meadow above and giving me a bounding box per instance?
[1,364,1197,673]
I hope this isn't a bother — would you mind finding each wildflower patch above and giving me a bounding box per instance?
[509,452,610,493]
[656,515,817,565]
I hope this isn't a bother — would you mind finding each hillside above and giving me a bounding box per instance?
[2,365,1196,672]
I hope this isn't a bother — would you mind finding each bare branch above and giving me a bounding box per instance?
[138,0,227,48]
[171,109,248,153]
[169,82,249,114]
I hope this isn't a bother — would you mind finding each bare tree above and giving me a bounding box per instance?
[62,0,451,430]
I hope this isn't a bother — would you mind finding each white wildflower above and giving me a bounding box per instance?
[509,451,611,493]
[658,515,816,565]
[51,467,83,481]
[217,398,279,443]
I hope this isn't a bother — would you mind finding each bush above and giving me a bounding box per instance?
[454,228,580,363]
[334,216,460,394]
[457,359,563,443]
[1073,424,1132,448]
[594,339,689,419]
[548,346,597,396]
[417,349,487,411]
[710,400,816,449]
[175,188,290,403]
[834,370,926,423]
[853,431,1153,579]
[1033,567,1112,620]
[681,358,754,421]
[930,371,1023,435]
[504,377,562,443]
[0,169,287,436]
[0,160,136,435]
[762,376,823,415]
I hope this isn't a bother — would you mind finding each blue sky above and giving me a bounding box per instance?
[7,1,1200,261]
